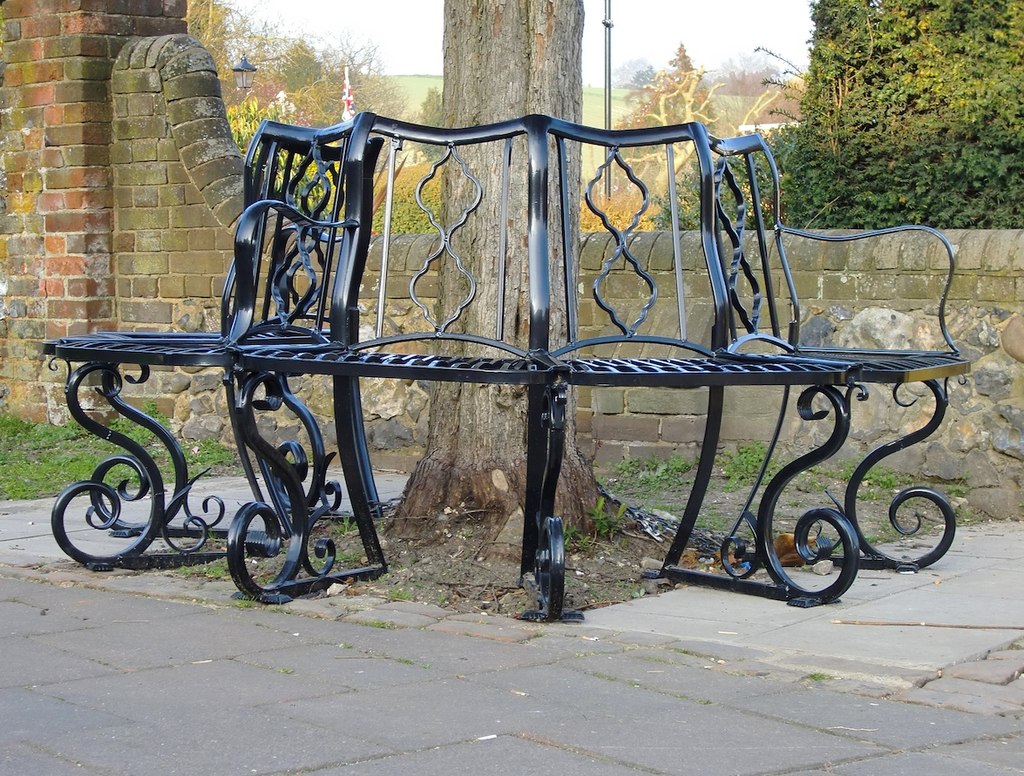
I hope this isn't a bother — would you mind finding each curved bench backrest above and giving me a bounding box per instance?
[332,114,539,358]
[542,117,726,359]
[332,114,732,362]
[225,117,384,342]
[711,132,960,355]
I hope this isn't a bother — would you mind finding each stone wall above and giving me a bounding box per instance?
[352,231,1024,518]
[108,34,242,434]
[0,0,188,419]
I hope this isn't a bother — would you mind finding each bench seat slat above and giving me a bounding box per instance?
[44,328,324,368]
[239,345,552,384]
[797,348,971,383]
[45,334,232,367]
[564,355,850,388]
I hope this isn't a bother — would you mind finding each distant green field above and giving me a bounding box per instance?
[392,75,633,126]
[392,75,442,117]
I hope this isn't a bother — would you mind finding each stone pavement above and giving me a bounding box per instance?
[3,478,1024,774]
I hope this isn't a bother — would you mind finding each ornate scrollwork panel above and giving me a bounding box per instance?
[844,379,956,570]
[754,385,861,604]
[49,361,225,569]
[584,147,659,337]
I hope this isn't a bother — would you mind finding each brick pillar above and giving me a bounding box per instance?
[0,0,186,419]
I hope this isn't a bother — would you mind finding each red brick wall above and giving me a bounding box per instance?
[0,0,186,419]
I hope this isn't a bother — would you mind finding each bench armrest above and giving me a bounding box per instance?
[224,199,358,342]
[779,222,959,354]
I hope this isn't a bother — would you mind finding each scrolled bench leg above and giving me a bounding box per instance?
[331,375,387,568]
[659,384,859,604]
[519,382,583,623]
[718,511,761,580]
[226,370,386,603]
[755,384,861,605]
[843,379,956,571]
[226,501,293,603]
[520,515,574,622]
[49,361,226,570]
[660,386,726,571]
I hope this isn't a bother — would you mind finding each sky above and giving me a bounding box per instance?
[230,0,814,85]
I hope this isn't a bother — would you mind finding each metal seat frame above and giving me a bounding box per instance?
[45,111,971,621]
[44,119,387,589]
[707,132,970,575]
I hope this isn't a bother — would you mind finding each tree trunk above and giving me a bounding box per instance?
[395,0,597,559]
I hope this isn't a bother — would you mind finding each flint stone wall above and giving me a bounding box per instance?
[344,231,1024,519]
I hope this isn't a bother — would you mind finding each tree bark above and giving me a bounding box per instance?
[394,0,597,558]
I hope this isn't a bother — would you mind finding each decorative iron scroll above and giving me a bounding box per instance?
[715,157,763,335]
[49,360,226,570]
[267,220,333,329]
[843,379,956,571]
[520,382,583,623]
[226,370,385,602]
[751,385,862,604]
[657,383,862,607]
[584,146,658,337]
[409,144,483,333]
[289,140,338,219]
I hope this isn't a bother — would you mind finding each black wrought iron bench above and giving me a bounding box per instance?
[43,118,386,587]
[45,111,968,622]
[226,113,868,621]
[699,132,970,577]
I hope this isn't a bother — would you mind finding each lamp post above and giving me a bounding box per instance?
[603,1,613,198]
[232,57,257,91]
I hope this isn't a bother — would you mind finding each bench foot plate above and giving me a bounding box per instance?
[232,591,293,605]
[787,596,839,608]
[519,608,585,623]
[113,551,227,571]
[660,567,790,602]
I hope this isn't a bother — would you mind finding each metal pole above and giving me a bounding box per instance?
[603,0,613,198]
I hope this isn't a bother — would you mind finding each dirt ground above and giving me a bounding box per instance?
[349,501,665,617]
[333,457,963,618]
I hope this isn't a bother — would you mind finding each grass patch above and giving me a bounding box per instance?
[173,558,230,580]
[803,672,834,682]
[945,478,970,498]
[613,453,694,493]
[327,516,359,536]
[589,495,628,541]
[357,618,400,630]
[564,524,595,554]
[717,442,777,492]
[0,414,106,499]
[0,410,239,500]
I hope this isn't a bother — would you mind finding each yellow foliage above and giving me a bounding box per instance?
[579,193,660,233]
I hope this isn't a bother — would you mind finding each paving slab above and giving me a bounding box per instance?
[892,685,1024,716]
[0,635,119,689]
[733,685,1021,749]
[585,522,1024,681]
[945,659,1023,685]
[47,706,395,776]
[0,687,128,747]
[833,749,1020,776]
[922,676,1024,707]
[929,734,1024,771]
[309,734,659,776]
[0,741,100,776]
[4,483,1024,774]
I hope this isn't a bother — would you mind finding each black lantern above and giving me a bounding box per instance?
[232,57,257,90]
